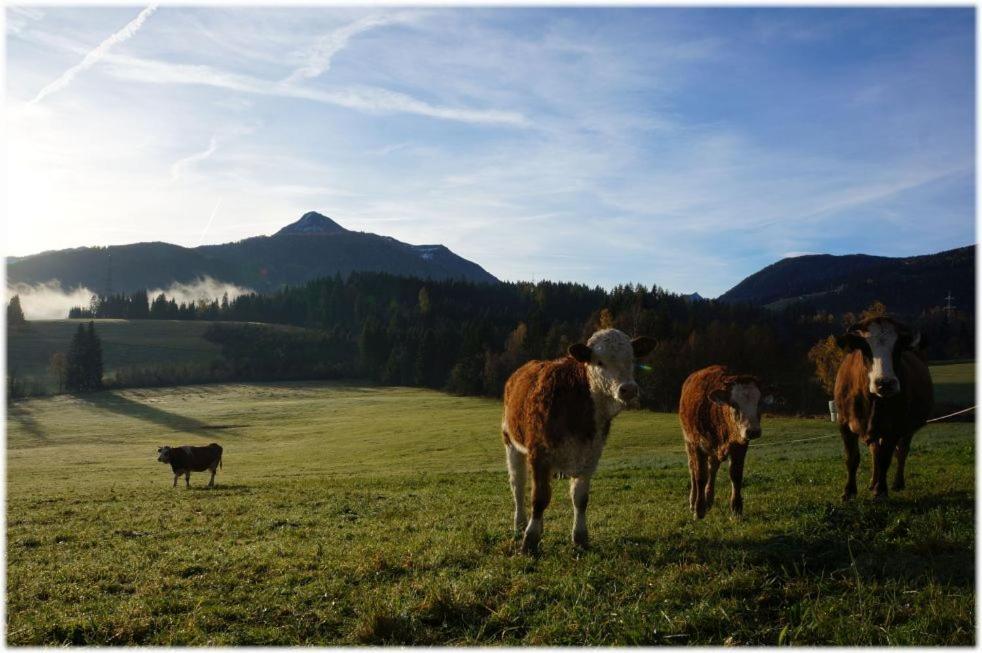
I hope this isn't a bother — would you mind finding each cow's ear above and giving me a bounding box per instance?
[908,331,927,351]
[709,388,730,405]
[568,343,592,363]
[631,336,657,359]
[762,394,775,407]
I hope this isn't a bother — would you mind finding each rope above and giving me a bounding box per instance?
[752,433,838,449]
[925,405,975,423]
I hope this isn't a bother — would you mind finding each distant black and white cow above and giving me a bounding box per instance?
[157,443,223,488]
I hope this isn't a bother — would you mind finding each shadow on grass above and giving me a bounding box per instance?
[617,490,974,590]
[77,391,242,437]
[184,483,253,494]
[8,404,46,440]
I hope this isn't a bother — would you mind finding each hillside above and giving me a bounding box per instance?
[7,319,300,393]
[719,245,975,316]
[6,212,498,293]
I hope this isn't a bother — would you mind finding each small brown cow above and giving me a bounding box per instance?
[679,365,770,519]
[157,443,223,488]
[834,316,933,501]
[501,328,656,554]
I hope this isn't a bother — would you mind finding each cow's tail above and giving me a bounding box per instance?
[219,455,223,470]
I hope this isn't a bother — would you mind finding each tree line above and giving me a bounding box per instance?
[59,273,974,412]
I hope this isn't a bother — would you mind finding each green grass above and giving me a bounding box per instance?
[6,319,308,393]
[930,361,976,407]
[7,320,223,392]
[6,383,974,645]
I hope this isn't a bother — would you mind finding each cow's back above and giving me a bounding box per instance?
[503,356,594,451]
[679,365,729,452]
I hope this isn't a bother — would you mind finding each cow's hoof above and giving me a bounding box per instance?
[520,537,540,556]
[891,480,905,491]
[871,491,888,502]
[841,487,857,502]
[572,530,589,549]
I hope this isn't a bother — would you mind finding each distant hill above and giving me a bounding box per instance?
[719,245,975,316]
[6,212,498,293]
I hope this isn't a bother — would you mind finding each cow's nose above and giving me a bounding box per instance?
[619,383,639,401]
[746,428,762,440]
[874,378,898,395]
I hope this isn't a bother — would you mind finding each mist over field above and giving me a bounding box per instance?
[146,277,253,308]
[6,277,253,320]
[5,281,96,320]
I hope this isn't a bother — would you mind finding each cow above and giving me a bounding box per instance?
[501,328,656,554]
[678,365,770,519]
[157,443,223,488]
[834,316,933,501]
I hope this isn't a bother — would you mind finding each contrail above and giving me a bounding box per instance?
[197,198,222,247]
[171,135,218,182]
[30,4,158,104]
[284,12,413,85]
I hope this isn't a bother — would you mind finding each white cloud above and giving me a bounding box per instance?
[29,5,158,104]
[284,12,417,84]
[100,53,528,126]
[171,135,218,182]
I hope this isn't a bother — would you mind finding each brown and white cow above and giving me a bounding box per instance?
[834,316,933,501]
[679,365,771,519]
[501,328,656,554]
[157,443,223,488]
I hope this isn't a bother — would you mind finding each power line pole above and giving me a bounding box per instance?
[944,291,955,319]
[104,250,113,298]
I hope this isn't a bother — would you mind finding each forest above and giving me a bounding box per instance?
[63,272,974,413]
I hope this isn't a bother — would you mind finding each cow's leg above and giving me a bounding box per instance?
[870,439,895,500]
[729,445,747,516]
[686,444,699,513]
[705,456,720,512]
[185,470,191,488]
[521,456,551,554]
[209,464,217,487]
[173,473,179,488]
[892,433,913,491]
[569,475,590,549]
[504,442,527,535]
[840,425,860,502]
[693,451,709,519]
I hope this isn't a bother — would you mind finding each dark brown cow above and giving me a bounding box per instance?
[501,328,656,554]
[679,365,770,519]
[834,316,933,501]
[157,443,223,488]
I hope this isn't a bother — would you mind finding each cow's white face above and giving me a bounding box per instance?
[157,446,171,463]
[569,328,656,410]
[712,382,764,444]
[855,321,902,398]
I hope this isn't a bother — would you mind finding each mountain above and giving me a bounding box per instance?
[719,245,975,316]
[6,212,498,293]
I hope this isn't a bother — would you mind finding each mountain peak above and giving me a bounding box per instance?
[276,212,347,236]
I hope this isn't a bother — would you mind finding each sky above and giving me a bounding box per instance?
[4,6,976,297]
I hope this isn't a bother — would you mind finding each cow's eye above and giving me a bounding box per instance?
[595,360,604,368]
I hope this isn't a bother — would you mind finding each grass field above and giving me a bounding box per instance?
[6,383,974,645]
[929,361,976,407]
[6,320,223,392]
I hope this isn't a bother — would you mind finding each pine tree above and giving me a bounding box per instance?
[65,325,87,392]
[7,295,26,327]
[85,321,104,390]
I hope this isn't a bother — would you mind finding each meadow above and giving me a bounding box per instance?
[6,381,974,645]
[6,320,223,392]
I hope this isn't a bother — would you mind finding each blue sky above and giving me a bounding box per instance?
[5,6,975,296]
